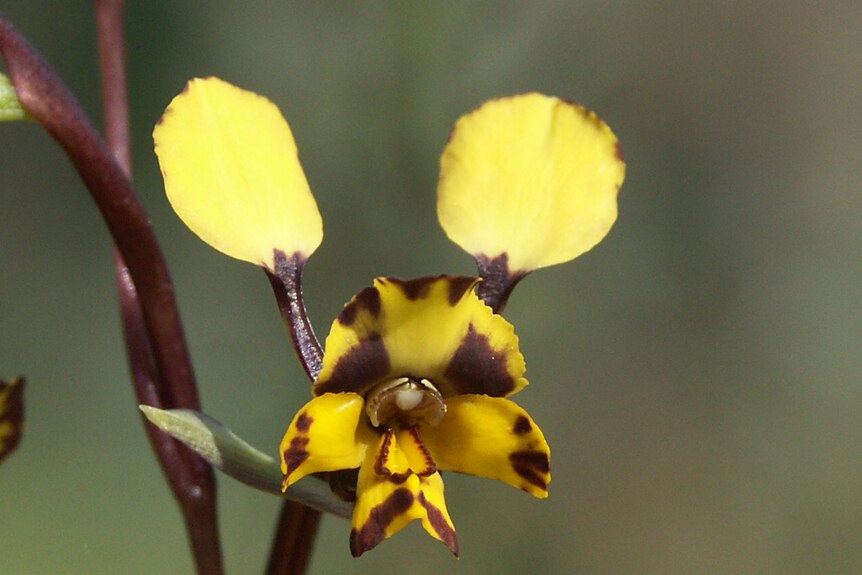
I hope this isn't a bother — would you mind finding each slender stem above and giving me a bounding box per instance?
[268,250,324,381]
[266,501,322,575]
[0,16,200,410]
[95,4,223,572]
[475,253,526,314]
[266,250,324,572]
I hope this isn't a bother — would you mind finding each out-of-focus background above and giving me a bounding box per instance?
[1,2,860,573]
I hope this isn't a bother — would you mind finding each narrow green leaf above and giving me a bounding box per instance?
[0,73,31,122]
[139,405,352,519]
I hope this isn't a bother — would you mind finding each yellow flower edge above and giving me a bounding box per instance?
[437,93,625,273]
[153,77,323,270]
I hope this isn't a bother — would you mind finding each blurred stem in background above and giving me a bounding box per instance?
[0,3,327,573]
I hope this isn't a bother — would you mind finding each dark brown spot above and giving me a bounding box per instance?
[295,412,313,433]
[443,324,516,397]
[349,488,415,557]
[282,437,310,476]
[338,287,381,326]
[314,334,391,396]
[387,276,436,300]
[446,276,477,306]
[513,415,532,435]
[509,450,549,491]
[418,491,459,556]
[614,140,625,163]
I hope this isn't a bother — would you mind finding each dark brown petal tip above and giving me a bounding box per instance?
[510,450,550,492]
[418,491,459,556]
[338,287,381,326]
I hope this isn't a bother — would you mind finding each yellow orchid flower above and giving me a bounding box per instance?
[153,77,623,557]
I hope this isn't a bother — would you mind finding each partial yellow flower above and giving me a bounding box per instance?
[437,93,625,273]
[280,276,550,556]
[153,77,322,270]
[0,377,24,464]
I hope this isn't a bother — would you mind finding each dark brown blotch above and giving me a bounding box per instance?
[446,276,477,306]
[295,412,313,433]
[314,334,391,396]
[418,491,459,556]
[338,286,381,326]
[282,436,311,476]
[444,324,516,397]
[387,276,437,301]
[513,415,532,435]
[509,450,549,491]
[349,488,415,557]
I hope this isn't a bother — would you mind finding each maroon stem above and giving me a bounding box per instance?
[265,501,322,575]
[267,250,324,381]
[91,2,223,573]
[266,250,324,572]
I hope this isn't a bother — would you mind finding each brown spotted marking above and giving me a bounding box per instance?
[282,436,311,477]
[295,411,313,433]
[387,276,437,301]
[615,140,625,163]
[338,286,381,326]
[349,487,415,557]
[314,334,391,396]
[513,415,532,435]
[446,276,478,306]
[509,450,549,491]
[443,324,516,397]
[418,491,459,556]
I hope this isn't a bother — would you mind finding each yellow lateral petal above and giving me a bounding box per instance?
[313,276,527,398]
[154,77,323,269]
[279,393,374,489]
[437,93,625,273]
[421,395,550,497]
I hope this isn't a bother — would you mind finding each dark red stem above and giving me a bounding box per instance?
[91,2,223,573]
[265,501,322,575]
[267,250,324,381]
[266,250,324,572]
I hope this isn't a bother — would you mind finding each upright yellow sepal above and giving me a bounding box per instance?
[437,93,625,273]
[153,77,323,269]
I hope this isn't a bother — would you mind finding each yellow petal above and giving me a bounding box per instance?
[421,394,550,498]
[279,393,374,489]
[350,445,425,557]
[0,377,24,464]
[154,77,323,270]
[350,442,458,557]
[437,93,625,273]
[416,471,459,556]
[313,276,527,398]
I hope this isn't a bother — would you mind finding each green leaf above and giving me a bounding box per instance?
[139,405,352,519]
[0,73,31,122]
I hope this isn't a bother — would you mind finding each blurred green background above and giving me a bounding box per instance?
[2,2,860,573]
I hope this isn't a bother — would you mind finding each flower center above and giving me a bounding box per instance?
[365,376,447,428]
